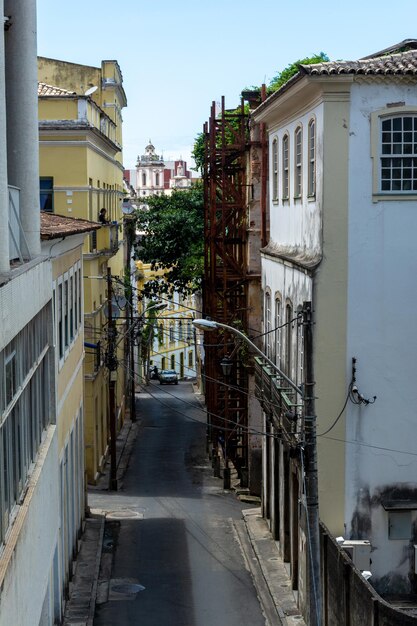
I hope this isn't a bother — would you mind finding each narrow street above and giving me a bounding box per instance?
[90,381,267,626]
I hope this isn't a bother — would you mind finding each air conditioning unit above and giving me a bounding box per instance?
[342,540,371,571]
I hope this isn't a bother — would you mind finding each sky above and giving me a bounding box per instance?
[37,0,417,171]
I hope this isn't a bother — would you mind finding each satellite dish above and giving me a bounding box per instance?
[103,302,120,319]
[103,294,127,319]
[84,85,98,96]
[122,199,134,215]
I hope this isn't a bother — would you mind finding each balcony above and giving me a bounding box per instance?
[89,223,119,256]
[254,356,304,442]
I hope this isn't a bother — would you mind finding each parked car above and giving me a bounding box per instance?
[158,369,179,385]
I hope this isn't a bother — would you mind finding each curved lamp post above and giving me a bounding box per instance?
[193,313,321,626]
[192,318,303,399]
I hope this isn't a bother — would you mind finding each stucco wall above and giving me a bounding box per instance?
[0,427,59,626]
[345,80,417,593]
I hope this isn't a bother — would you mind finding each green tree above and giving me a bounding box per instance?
[192,52,330,171]
[268,52,329,94]
[134,183,204,299]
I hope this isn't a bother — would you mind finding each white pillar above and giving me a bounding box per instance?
[4,0,40,258]
[0,0,9,272]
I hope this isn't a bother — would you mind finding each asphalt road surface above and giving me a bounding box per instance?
[91,381,267,626]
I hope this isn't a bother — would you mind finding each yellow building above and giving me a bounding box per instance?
[38,58,128,484]
[40,212,99,615]
[136,261,196,381]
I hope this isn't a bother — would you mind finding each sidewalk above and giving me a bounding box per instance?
[236,508,306,626]
[64,402,306,626]
[63,417,138,626]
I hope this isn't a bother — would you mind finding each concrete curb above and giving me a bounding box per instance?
[86,515,105,626]
[241,507,306,626]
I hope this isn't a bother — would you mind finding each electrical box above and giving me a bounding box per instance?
[342,540,371,571]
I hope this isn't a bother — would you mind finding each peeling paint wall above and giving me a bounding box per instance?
[345,80,417,595]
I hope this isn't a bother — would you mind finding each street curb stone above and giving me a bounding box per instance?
[241,507,307,626]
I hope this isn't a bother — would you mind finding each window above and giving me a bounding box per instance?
[69,275,74,341]
[58,283,63,359]
[64,278,69,349]
[158,324,164,345]
[265,292,272,359]
[296,305,304,387]
[169,324,174,343]
[155,173,160,187]
[142,172,146,187]
[285,303,293,376]
[0,305,51,545]
[274,297,282,369]
[381,116,417,191]
[40,177,54,212]
[294,127,302,198]
[5,350,17,406]
[282,134,289,199]
[272,138,279,201]
[308,119,316,196]
[188,351,193,367]
[388,511,411,539]
[171,355,175,370]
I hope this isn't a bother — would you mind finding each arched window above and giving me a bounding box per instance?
[171,354,175,370]
[272,138,279,201]
[142,172,146,186]
[294,126,302,198]
[274,297,282,368]
[285,302,293,376]
[155,172,160,187]
[308,119,316,196]
[282,134,289,199]
[296,305,304,386]
[265,292,272,359]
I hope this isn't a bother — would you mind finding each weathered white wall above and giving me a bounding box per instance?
[267,103,323,264]
[345,80,417,592]
[0,260,51,350]
[0,427,59,626]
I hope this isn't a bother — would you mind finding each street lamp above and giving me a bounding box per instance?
[193,318,303,399]
[193,311,321,626]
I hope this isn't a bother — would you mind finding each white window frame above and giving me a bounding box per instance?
[272,137,279,202]
[282,133,290,200]
[308,118,316,197]
[371,105,417,201]
[294,126,302,198]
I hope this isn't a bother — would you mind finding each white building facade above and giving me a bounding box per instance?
[0,2,61,624]
[254,43,417,599]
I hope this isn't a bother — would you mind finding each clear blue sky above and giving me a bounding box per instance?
[37,0,417,170]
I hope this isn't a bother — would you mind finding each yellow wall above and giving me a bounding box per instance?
[315,94,350,536]
[52,246,85,454]
[39,56,127,484]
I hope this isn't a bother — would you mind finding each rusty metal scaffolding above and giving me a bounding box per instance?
[202,97,250,473]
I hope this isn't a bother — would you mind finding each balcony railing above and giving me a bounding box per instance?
[254,356,304,441]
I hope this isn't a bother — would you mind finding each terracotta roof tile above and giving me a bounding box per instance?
[300,49,417,77]
[40,212,100,240]
[38,82,76,96]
